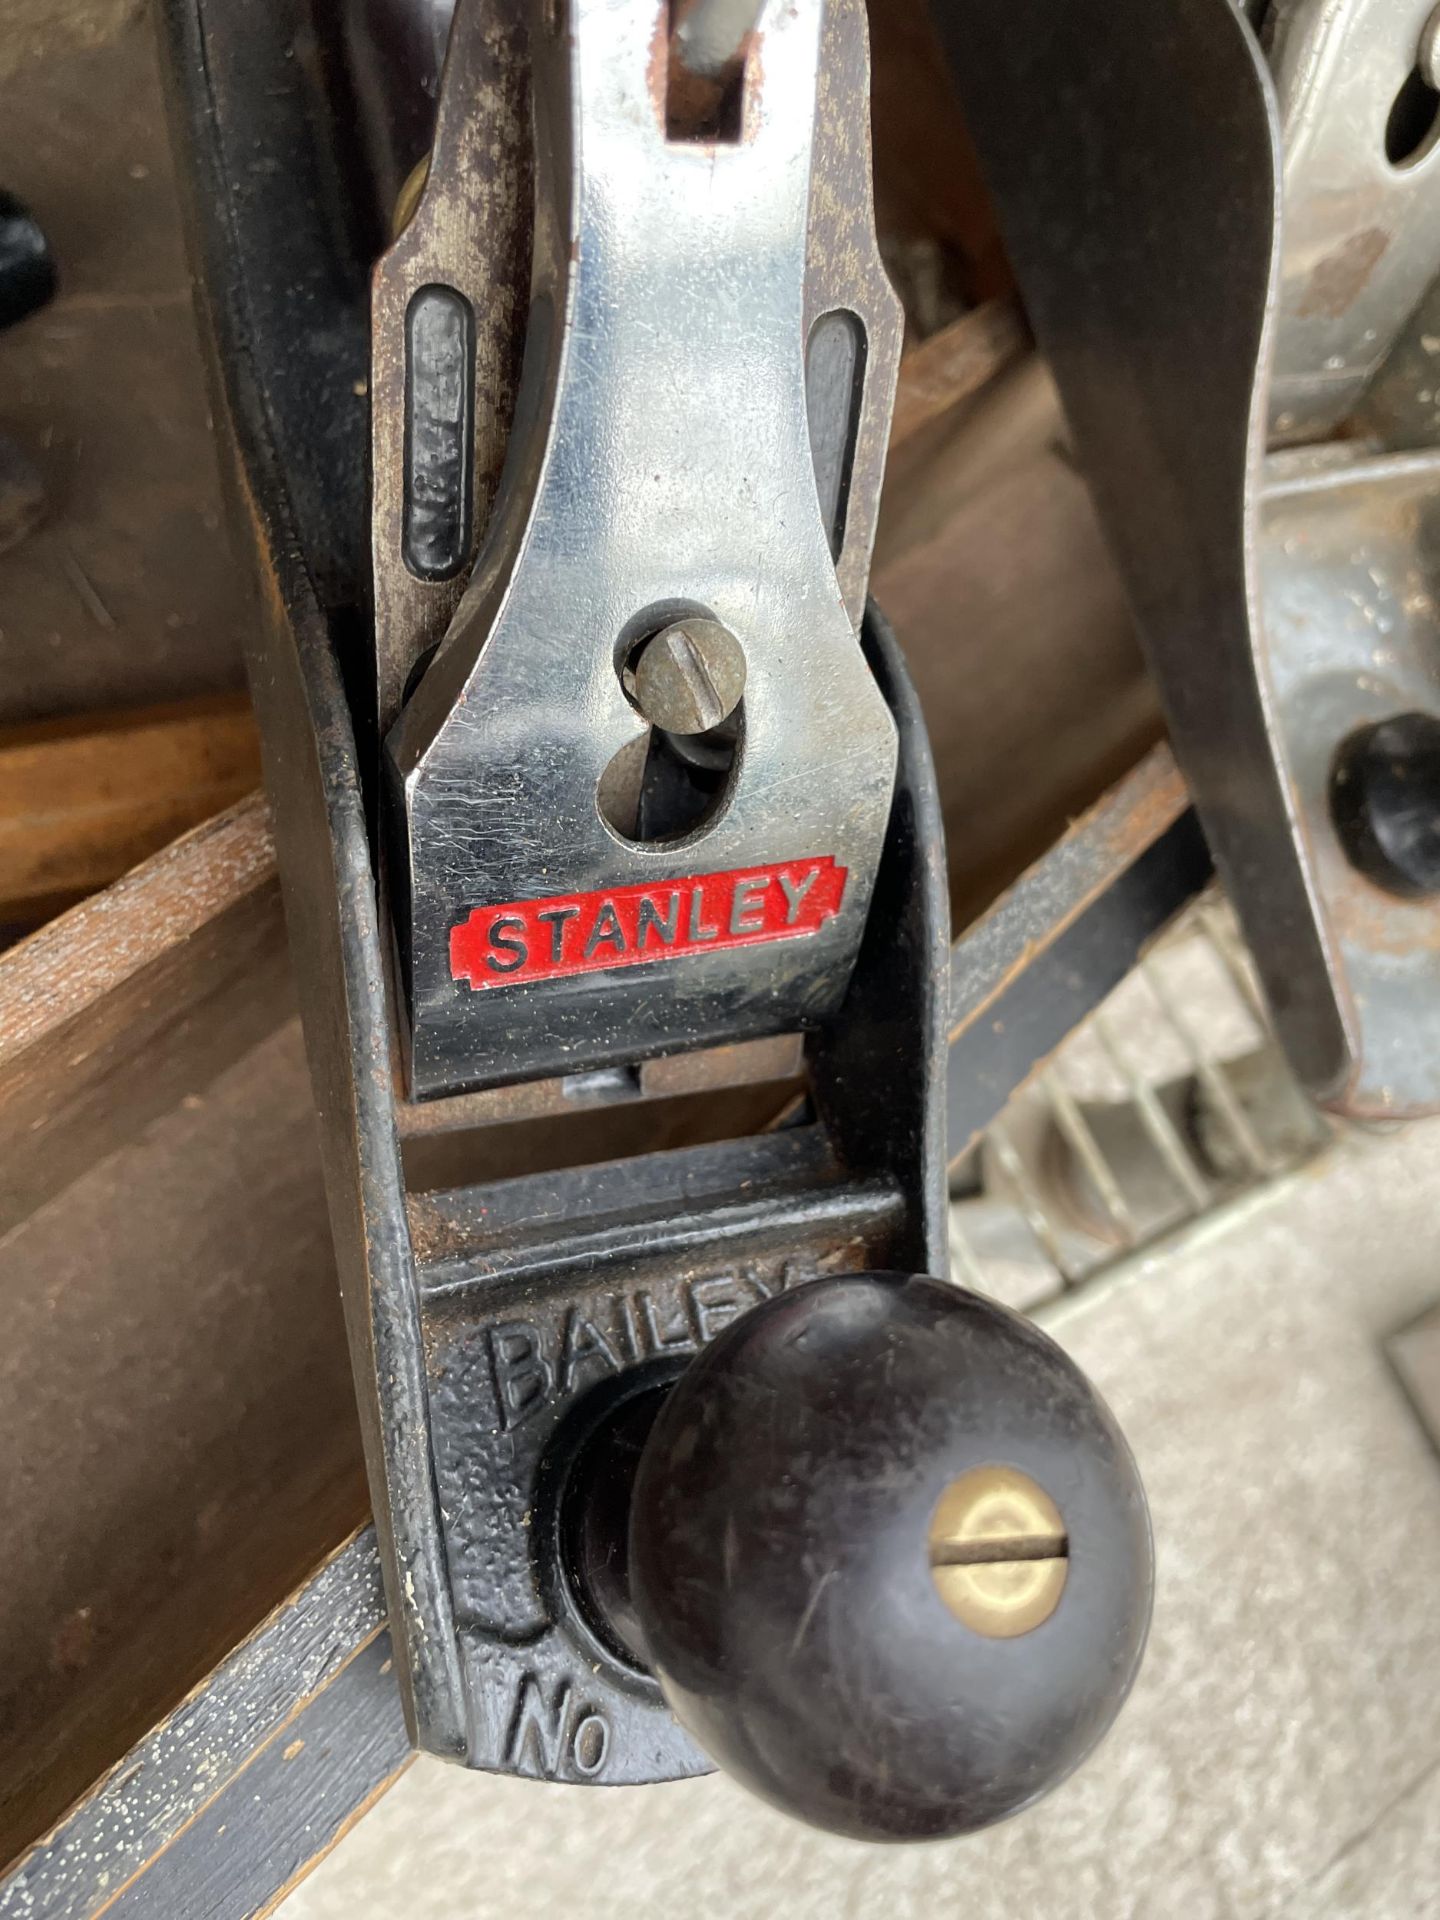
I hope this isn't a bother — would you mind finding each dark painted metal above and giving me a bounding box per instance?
[395,613,949,1786]
[341,0,456,224]
[936,0,1353,1105]
[154,0,952,1793]
[155,0,470,1765]
[814,611,951,1279]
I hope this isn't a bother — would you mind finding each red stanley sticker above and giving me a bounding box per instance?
[450,856,847,991]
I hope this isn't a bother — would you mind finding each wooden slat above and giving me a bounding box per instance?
[889,297,1029,452]
[0,789,369,1864]
[0,1532,398,1920]
[0,788,285,1231]
[0,694,261,924]
[0,1011,368,1871]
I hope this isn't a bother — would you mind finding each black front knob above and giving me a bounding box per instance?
[625,1272,1152,1842]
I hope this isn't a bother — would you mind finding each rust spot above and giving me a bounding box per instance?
[1298,227,1390,321]
[741,29,764,140]
[1329,866,1440,957]
[282,1739,306,1762]
[1096,753,1188,863]
[661,0,756,142]
[646,3,670,130]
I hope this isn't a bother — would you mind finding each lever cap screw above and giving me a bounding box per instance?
[629,618,746,735]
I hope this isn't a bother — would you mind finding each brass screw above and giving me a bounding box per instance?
[928,1465,1070,1639]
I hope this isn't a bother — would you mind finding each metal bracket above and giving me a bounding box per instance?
[1255,444,1440,1112]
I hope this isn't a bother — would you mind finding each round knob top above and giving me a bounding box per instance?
[628,1272,1152,1842]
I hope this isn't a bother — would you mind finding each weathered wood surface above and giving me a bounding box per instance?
[887,296,1028,452]
[0,1531,403,1920]
[877,334,1163,920]
[0,787,370,1862]
[0,790,281,1230]
[0,694,261,924]
[0,1006,370,1867]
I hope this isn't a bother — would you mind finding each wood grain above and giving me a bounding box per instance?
[0,694,261,924]
[876,337,1163,921]
[889,297,1029,453]
[0,786,283,1229]
[0,1018,367,1870]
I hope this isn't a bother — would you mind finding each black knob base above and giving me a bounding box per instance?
[614,1272,1153,1843]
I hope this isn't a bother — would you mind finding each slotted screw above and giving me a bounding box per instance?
[629,619,747,736]
[928,1464,1070,1639]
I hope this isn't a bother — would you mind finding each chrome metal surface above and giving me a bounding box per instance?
[1265,0,1440,441]
[1422,0,1440,84]
[387,0,900,1098]
[945,0,1440,1117]
[1258,446,1440,1113]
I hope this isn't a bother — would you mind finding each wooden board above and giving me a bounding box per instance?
[0,789,279,1229]
[0,693,261,924]
[877,339,1164,920]
[0,5,250,725]
[0,792,370,1862]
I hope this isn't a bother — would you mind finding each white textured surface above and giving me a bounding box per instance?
[280,1119,1440,1919]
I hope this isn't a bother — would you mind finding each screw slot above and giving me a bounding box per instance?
[599,616,745,844]
[624,619,746,736]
